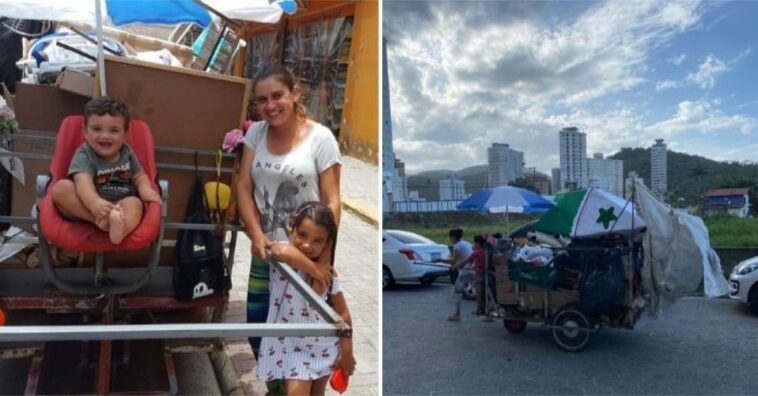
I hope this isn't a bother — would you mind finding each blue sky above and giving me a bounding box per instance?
[384,1,758,175]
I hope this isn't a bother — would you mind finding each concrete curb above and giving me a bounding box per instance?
[342,198,378,227]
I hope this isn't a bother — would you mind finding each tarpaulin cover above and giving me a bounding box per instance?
[633,179,730,314]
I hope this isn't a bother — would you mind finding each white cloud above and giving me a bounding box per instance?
[646,100,758,135]
[686,55,728,89]
[669,53,687,65]
[655,80,680,91]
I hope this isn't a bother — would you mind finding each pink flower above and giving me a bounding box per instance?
[222,129,244,152]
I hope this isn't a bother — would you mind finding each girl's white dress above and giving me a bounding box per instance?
[256,264,341,381]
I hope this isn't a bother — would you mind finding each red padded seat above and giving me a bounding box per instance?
[38,115,161,252]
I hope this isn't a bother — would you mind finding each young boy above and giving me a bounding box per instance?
[52,96,161,244]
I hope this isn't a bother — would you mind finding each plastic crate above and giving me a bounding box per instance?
[507,259,557,289]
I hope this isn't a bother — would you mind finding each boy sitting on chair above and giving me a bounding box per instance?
[52,97,161,244]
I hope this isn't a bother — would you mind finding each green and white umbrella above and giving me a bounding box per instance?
[534,188,645,238]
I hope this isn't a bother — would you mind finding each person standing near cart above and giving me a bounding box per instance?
[237,65,345,395]
[434,228,473,321]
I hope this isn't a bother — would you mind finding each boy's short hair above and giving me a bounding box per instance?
[84,96,130,129]
[448,228,463,241]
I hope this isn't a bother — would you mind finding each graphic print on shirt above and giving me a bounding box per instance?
[94,163,134,198]
[261,180,300,241]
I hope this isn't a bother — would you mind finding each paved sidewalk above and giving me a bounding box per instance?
[340,156,379,225]
[224,156,379,395]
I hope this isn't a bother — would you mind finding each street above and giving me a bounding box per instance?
[383,282,758,395]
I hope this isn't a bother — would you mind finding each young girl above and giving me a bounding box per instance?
[448,235,486,321]
[257,201,356,396]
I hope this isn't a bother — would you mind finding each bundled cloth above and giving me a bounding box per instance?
[514,245,553,266]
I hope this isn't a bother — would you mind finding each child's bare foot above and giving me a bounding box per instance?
[95,217,110,232]
[447,314,460,322]
[108,206,126,244]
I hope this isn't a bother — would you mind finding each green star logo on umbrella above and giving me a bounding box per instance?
[596,207,618,229]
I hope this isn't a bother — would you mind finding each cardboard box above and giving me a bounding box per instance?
[55,69,94,98]
[14,83,89,132]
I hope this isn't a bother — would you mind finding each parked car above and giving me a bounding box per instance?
[382,230,451,290]
[729,255,758,313]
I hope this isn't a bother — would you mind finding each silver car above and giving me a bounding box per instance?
[382,230,450,290]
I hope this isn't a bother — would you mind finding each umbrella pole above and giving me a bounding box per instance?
[95,0,107,96]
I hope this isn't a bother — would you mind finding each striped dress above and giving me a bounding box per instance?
[256,264,341,381]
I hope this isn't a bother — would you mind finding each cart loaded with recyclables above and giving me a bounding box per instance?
[488,185,730,352]
[0,60,350,395]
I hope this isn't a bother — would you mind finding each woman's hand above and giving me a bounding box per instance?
[335,339,356,376]
[252,232,271,259]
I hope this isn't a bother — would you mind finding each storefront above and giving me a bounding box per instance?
[239,0,378,163]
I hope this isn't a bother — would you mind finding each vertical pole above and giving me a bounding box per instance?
[95,0,107,96]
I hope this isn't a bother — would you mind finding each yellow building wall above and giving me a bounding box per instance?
[339,0,378,163]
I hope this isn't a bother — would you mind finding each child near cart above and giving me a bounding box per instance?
[257,201,356,396]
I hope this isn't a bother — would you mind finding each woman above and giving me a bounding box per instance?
[236,64,344,394]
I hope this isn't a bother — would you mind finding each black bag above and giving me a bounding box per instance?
[173,176,229,301]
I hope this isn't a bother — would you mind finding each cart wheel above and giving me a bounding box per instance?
[552,308,591,352]
[503,319,527,333]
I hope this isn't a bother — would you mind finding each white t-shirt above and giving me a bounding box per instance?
[453,240,473,269]
[244,121,341,241]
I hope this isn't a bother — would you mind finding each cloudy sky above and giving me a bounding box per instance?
[384,1,758,175]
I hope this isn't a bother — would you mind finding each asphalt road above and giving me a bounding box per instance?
[383,282,758,395]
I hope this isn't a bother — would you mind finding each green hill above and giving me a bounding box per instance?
[609,148,758,208]
[408,165,488,201]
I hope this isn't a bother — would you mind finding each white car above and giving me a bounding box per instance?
[382,230,451,290]
[729,256,758,313]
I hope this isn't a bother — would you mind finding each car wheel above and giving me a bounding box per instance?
[503,319,527,333]
[461,279,476,300]
[749,285,758,314]
[551,307,591,352]
[382,266,395,290]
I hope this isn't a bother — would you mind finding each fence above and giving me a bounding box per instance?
[389,200,463,213]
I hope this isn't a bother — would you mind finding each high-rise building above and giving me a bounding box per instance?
[487,143,524,187]
[559,127,587,189]
[439,175,466,200]
[382,38,395,211]
[524,167,551,195]
[392,158,408,201]
[651,139,667,201]
[551,168,562,194]
[587,153,624,197]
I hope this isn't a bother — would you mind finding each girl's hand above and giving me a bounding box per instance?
[138,186,161,204]
[89,199,115,220]
[335,341,356,376]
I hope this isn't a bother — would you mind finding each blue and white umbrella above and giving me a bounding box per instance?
[457,186,555,232]
[457,186,555,214]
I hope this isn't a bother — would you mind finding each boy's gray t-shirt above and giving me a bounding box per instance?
[68,143,144,202]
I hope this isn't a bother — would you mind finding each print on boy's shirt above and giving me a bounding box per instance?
[94,166,134,198]
[255,161,308,188]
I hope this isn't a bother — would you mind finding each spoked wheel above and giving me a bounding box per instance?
[551,307,592,352]
[503,319,527,333]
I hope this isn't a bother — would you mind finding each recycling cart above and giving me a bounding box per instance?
[489,186,729,352]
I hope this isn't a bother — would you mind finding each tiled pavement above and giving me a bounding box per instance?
[224,156,379,395]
